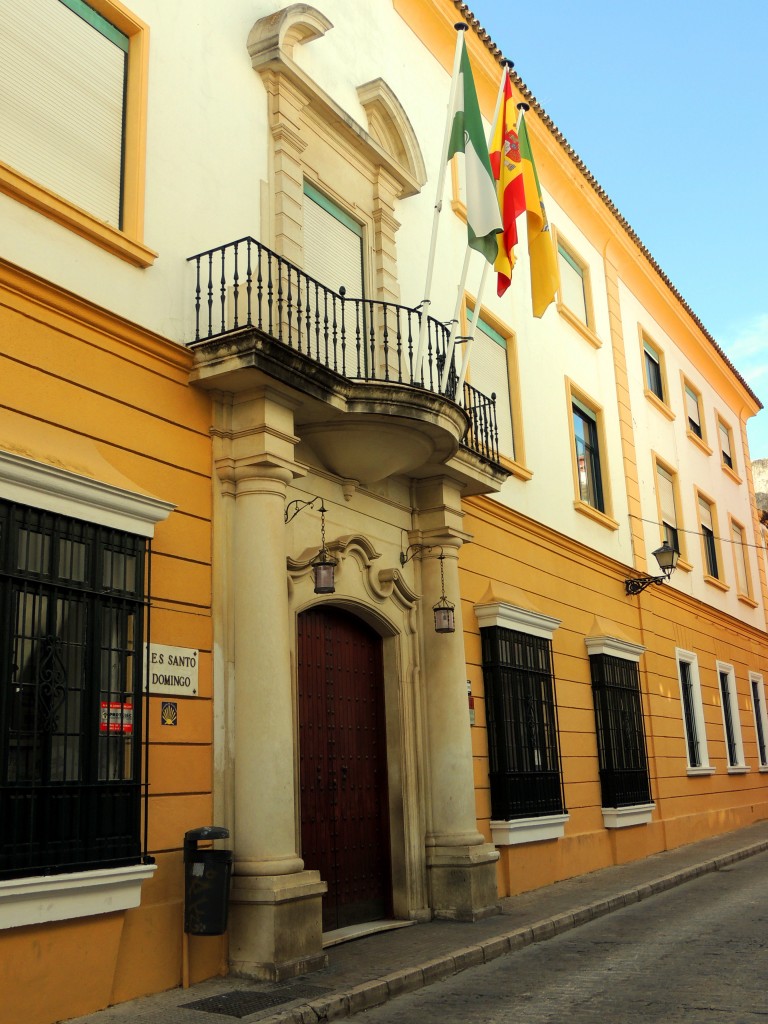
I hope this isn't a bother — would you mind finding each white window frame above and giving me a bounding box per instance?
[716,661,747,772]
[467,305,515,461]
[717,417,735,472]
[557,241,590,326]
[0,0,153,267]
[675,649,713,774]
[475,602,569,845]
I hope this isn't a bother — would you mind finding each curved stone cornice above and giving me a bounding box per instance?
[287,533,418,610]
[246,4,333,64]
[357,79,427,188]
[247,5,422,198]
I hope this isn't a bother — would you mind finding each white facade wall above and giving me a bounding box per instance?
[619,280,764,625]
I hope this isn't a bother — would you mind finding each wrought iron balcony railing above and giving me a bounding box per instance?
[187,237,500,466]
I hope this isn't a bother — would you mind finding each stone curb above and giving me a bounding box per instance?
[263,838,768,1024]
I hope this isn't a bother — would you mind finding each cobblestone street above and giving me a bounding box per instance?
[356,851,768,1024]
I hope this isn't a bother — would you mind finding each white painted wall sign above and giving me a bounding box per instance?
[145,644,199,696]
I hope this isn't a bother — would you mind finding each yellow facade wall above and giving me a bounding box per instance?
[0,261,219,1024]
[462,495,768,898]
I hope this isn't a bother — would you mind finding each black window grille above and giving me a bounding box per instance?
[752,678,767,766]
[481,626,565,820]
[0,500,147,880]
[678,660,701,767]
[590,654,651,808]
[719,671,738,766]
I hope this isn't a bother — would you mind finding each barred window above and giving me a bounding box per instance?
[0,499,147,879]
[589,654,651,808]
[481,626,565,820]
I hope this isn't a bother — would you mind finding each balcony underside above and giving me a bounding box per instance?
[189,327,509,494]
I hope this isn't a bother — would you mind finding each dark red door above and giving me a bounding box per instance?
[298,606,391,931]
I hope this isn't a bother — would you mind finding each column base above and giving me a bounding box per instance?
[228,870,328,981]
[426,842,500,922]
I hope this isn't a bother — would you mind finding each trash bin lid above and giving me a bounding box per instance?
[185,825,230,842]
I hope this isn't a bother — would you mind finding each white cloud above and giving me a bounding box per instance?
[720,314,768,389]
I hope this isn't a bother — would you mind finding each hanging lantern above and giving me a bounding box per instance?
[311,503,336,594]
[432,553,455,633]
[432,595,455,634]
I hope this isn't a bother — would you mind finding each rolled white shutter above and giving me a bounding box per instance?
[0,0,126,227]
[303,187,364,299]
[685,387,701,430]
[699,498,713,533]
[657,465,677,528]
[470,318,514,459]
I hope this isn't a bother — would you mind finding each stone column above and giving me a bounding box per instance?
[413,479,500,920]
[221,388,327,980]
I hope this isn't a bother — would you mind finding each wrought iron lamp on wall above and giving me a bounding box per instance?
[624,540,679,596]
[285,496,337,594]
[400,544,456,633]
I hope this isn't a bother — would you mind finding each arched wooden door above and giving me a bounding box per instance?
[297,606,391,931]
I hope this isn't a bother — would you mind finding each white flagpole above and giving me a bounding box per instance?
[413,23,468,379]
[456,261,489,391]
[440,63,510,393]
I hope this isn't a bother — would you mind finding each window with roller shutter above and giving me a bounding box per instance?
[0,0,128,228]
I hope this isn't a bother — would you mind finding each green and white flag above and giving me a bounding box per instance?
[447,38,502,264]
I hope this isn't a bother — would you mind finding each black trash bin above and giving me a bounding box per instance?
[184,826,232,935]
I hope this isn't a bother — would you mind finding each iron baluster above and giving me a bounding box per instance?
[295,272,304,354]
[354,300,362,377]
[256,244,263,330]
[206,251,214,339]
[339,287,347,375]
[193,256,201,342]
[331,290,339,373]
[276,254,284,341]
[322,290,329,367]
[367,303,376,379]
[266,250,274,336]
[381,303,391,381]
[220,247,226,335]
[394,308,403,384]
[285,262,293,346]
[245,238,253,329]
[232,241,239,330]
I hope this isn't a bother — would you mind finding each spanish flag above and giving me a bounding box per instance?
[489,68,525,296]
[518,112,559,317]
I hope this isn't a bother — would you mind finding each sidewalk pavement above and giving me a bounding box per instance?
[68,820,768,1024]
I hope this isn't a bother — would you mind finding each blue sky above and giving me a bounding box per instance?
[464,0,768,458]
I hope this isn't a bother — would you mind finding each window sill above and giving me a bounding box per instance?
[0,161,157,268]
[491,812,569,846]
[556,302,602,348]
[450,197,467,223]
[686,765,716,776]
[0,862,157,931]
[737,593,759,609]
[686,430,712,456]
[675,557,693,573]
[727,765,750,775]
[602,803,655,829]
[573,500,619,531]
[499,454,533,481]
[644,389,675,421]
[703,574,729,593]
[721,463,742,485]
[759,766,768,773]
